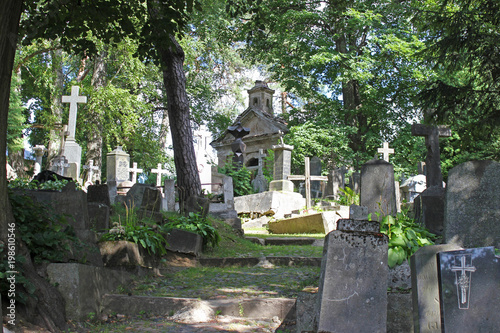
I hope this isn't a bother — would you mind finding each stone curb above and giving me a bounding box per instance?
[101,294,296,320]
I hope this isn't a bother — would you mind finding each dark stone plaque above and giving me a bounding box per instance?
[438,247,500,332]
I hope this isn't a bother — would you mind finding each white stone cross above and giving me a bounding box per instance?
[33,145,46,176]
[377,142,394,162]
[83,160,100,183]
[151,163,169,187]
[62,86,87,140]
[129,162,144,183]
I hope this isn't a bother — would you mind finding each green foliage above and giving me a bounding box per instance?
[7,73,27,154]
[8,179,76,191]
[336,187,360,206]
[100,204,168,256]
[217,160,254,197]
[377,206,437,268]
[163,213,221,250]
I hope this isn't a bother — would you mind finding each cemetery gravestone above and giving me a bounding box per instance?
[309,156,322,197]
[314,219,388,333]
[438,247,500,332]
[163,179,176,211]
[107,146,130,184]
[251,149,268,193]
[349,171,361,194]
[269,143,294,192]
[444,160,500,248]
[410,244,462,333]
[360,158,397,220]
[62,86,87,181]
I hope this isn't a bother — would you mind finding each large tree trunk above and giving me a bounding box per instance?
[147,0,201,207]
[158,35,201,205]
[46,48,65,168]
[84,51,107,183]
[0,0,22,242]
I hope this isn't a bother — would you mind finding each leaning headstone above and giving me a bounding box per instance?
[124,183,156,208]
[313,219,388,332]
[360,158,397,220]
[444,160,500,248]
[438,247,500,332]
[410,244,463,333]
[141,187,162,212]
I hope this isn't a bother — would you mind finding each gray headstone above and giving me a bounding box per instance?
[414,186,446,235]
[314,219,388,332]
[349,204,369,220]
[360,158,397,221]
[140,187,162,212]
[444,160,500,248]
[184,196,210,219]
[125,183,156,209]
[88,202,110,232]
[438,247,500,332]
[310,156,322,196]
[350,171,361,194]
[269,143,294,192]
[87,184,111,206]
[410,244,463,333]
[163,179,176,211]
[106,146,130,184]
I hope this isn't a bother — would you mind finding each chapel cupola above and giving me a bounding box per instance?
[247,80,275,115]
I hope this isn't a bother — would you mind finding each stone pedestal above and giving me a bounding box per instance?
[414,186,446,235]
[360,159,397,220]
[64,139,82,181]
[106,146,130,184]
[269,143,294,192]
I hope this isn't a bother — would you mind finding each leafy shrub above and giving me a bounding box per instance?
[100,203,168,256]
[217,160,254,197]
[336,187,359,206]
[376,206,437,268]
[163,212,220,250]
[8,178,81,191]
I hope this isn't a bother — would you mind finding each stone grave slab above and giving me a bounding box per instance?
[234,191,305,219]
[87,184,110,206]
[360,158,397,220]
[438,247,500,332]
[444,160,500,248]
[166,228,203,257]
[410,243,463,333]
[268,210,349,234]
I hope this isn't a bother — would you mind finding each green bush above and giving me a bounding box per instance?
[162,212,220,250]
[217,160,254,197]
[375,206,437,268]
[100,203,168,256]
[336,187,359,206]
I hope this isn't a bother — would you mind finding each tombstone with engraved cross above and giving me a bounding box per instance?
[62,86,87,181]
[437,247,500,332]
[251,149,268,193]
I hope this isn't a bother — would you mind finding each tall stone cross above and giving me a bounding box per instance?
[83,160,100,183]
[256,149,266,176]
[62,86,87,140]
[411,124,451,188]
[377,142,394,162]
[129,162,143,183]
[288,157,328,209]
[151,163,169,187]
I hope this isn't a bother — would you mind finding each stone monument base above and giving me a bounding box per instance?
[234,191,305,219]
[268,179,294,192]
[414,186,445,235]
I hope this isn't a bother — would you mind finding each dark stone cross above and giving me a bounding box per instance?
[228,121,250,168]
[411,124,451,188]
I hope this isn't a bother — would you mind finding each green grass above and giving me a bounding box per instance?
[126,265,321,299]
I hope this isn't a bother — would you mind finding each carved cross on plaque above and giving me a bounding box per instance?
[411,124,451,188]
[451,255,476,309]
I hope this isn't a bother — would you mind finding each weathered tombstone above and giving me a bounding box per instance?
[360,158,397,220]
[410,244,463,333]
[411,124,450,235]
[107,180,118,205]
[378,141,394,162]
[444,160,500,248]
[184,196,210,219]
[51,155,70,177]
[62,86,87,181]
[124,183,155,208]
[251,149,268,193]
[163,178,176,211]
[268,142,294,192]
[87,184,111,232]
[33,145,46,176]
[438,247,500,332]
[141,187,162,212]
[325,166,347,199]
[107,146,130,185]
[82,160,99,184]
[313,219,388,333]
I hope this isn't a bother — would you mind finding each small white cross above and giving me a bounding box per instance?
[129,162,144,183]
[83,160,100,183]
[62,86,87,140]
[151,163,169,187]
[377,142,394,162]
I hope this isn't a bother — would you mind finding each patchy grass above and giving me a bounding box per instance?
[125,265,321,299]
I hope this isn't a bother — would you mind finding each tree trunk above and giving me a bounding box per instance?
[147,0,202,207]
[84,51,107,183]
[158,36,201,206]
[46,48,65,168]
[0,0,22,242]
